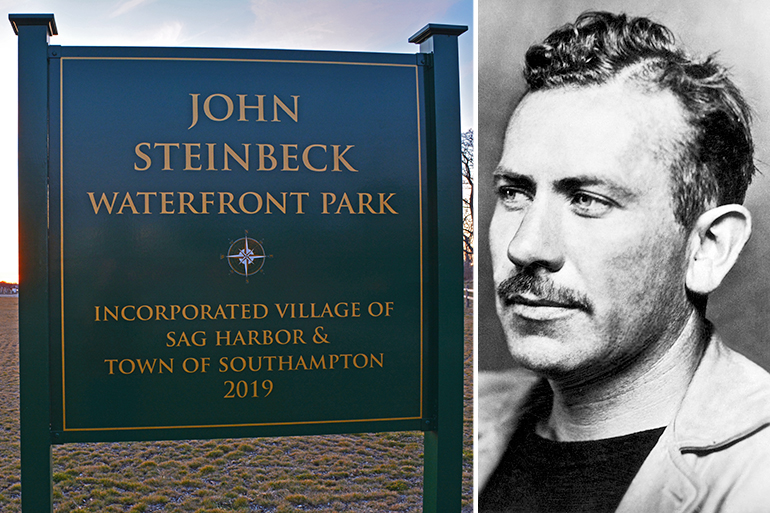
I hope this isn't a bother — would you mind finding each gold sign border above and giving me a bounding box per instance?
[59,55,425,433]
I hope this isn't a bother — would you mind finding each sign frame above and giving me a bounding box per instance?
[49,45,428,442]
[12,13,466,512]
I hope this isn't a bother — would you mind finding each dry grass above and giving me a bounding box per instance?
[0,297,473,511]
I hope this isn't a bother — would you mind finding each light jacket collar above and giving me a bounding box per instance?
[671,330,770,451]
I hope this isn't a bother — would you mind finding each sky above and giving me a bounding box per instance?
[0,0,474,284]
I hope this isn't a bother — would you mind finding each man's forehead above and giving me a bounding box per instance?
[508,81,686,137]
[500,81,689,178]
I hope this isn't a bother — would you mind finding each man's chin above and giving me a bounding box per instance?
[505,333,590,380]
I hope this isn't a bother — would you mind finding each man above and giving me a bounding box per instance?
[478,11,770,513]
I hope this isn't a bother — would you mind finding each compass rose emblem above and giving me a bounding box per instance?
[223,231,270,281]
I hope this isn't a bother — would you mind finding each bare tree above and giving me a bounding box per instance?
[461,129,474,270]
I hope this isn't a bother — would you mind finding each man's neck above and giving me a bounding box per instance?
[537,312,707,442]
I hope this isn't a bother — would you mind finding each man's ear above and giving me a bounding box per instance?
[686,204,752,295]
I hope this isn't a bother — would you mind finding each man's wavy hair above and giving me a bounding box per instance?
[524,11,755,228]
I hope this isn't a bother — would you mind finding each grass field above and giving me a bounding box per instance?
[0,297,473,512]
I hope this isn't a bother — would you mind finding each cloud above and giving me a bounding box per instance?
[145,20,185,46]
[110,0,155,18]
[248,0,454,51]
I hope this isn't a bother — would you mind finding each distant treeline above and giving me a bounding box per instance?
[0,282,18,294]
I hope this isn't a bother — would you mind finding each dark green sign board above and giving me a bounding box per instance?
[13,13,465,512]
[49,48,426,437]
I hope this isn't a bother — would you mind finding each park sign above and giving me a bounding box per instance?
[13,14,466,512]
[55,43,423,438]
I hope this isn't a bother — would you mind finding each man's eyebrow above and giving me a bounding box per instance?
[554,176,639,201]
[492,166,534,187]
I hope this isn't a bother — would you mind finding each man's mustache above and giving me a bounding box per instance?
[496,271,593,314]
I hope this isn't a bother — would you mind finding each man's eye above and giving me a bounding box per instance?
[571,192,613,217]
[497,186,531,209]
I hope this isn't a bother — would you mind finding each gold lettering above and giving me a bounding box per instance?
[272,95,299,122]
[160,192,175,214]
[216,331,230,347]
[121,305,136,321]
[335,193,356,215]
[116,193,140,215]
[136,305,153,321]
[238,191,263,214]
[188,93,199,129]
[237,94,266,122]
[214,304,227,319]
[358,193,376,214]
[223,143,250,171]
[379,193,398,214]
[154,143,180,171]
[182,304,198,320]
[104,306,119,321]
[332,145,358,172]
[278,356,292,371]
[275,330,291,345]
[120,359,136,374]
[254,304,269,319]
[136,192,157,214]
[182,357,209,373]
[302,144,327,171]
[206,142,217,170]
[219,192,238,214]
[183,358,198,373]
[230,356,246,372]
[134,142,152,170]
[290,192,309,214]
[275,303,290,318]
[281,144,299,171]
[200,192,214,214]
[257,144,277,171]
[265,192,286,214]
[184,143,202,171]
[178,192,199,214]
[203,93,234,122]
[136,359,157,373]
[87,192,119,214]
[156,305,169,320]
[321,192,336,214]
[353,354,368,369]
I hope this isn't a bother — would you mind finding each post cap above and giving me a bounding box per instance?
[409,23,467,45]
[9,14,58,36]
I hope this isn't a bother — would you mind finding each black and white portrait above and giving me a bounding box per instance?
[477,1,770,511]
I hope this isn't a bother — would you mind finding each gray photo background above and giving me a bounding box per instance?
[478,0,770,371]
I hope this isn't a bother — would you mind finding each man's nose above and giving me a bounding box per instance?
[507,200,565,272]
